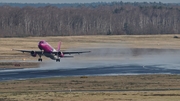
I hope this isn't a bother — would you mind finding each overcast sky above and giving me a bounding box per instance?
[0,0,179,3]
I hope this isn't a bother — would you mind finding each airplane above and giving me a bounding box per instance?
[12,40,90,62]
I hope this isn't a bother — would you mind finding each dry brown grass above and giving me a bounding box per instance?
[1,35,180,67]
[1,35,180,100]
[1,91,180,101]
[1,75,180,101]
[1,75,180,92]
[0,62,39,68]
[1,35,180,54]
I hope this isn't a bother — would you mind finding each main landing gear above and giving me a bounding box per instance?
[56,59,60,62]
[38,58,42,62]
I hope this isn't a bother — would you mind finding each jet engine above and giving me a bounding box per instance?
[58,51,64,57]
[31,51,37,57]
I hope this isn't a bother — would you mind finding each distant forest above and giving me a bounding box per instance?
[0,2,180,37]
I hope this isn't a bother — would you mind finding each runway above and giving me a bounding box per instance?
[1,47,180,81]
[1,63,180,81]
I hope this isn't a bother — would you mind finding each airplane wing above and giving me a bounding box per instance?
[51,51,91,55]
[12,49,42,54]
[62,51,91,55]
[13,49,90,55]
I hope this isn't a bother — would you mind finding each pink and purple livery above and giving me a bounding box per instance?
[13,40,90,62]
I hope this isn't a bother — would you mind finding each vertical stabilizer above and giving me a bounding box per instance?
[57,41,61,51]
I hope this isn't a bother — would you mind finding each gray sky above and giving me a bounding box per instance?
[0,0,179,3]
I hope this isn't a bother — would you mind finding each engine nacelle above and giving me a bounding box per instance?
[31,51,37,57]
[58,51,64,57]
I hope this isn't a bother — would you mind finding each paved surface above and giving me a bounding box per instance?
[1,47,180,81]
[1,63,180,81]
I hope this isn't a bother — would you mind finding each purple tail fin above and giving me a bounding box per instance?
[57,41,61,51]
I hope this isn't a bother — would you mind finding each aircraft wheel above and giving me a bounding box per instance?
[38,58,42,62]
[56,59,60,62]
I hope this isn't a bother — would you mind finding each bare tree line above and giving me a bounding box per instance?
[0,4,180,37]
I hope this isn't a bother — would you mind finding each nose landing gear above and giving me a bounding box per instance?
[38,54,42,62]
